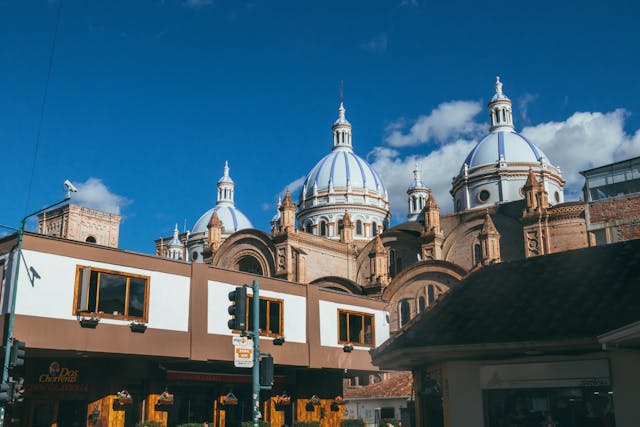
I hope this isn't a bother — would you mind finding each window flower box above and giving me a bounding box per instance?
[116,390,132,405]
[333,396,345,405]
[157,390,174,406]
[130,321,147,333]
[275,394,291,406]
[220,392,238,406]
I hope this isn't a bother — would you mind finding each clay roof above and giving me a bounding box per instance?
[373,239,640,358]
[344,372,412,399]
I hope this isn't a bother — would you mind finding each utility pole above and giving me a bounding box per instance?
[251,279,261,427]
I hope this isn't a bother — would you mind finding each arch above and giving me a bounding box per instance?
[310,276,364,295]
[382,259,467,301]
[85,236,96,243]
[236,255,263,275]
[212,229,277,277]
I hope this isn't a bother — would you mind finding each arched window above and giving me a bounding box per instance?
[400,300,411,327]
[85,236,96,243]
[320,221,327,236]
[338,220,344,234]
[237,256,263,275]
[412,196,417,212]
[389,249,397,278]
[502,109,506,122]
[305,222,313,234]
[372,222,378,236]
[427,284,435,305]
[356,220,363,235]
[474,243,482,265]
[418,296,426,313]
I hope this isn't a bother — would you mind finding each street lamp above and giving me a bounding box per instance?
[0,182,76,425]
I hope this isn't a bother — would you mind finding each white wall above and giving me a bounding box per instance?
[207,280,307,343]
[15,250,190,331]
[344,398,408,426]
[318,300,389,349]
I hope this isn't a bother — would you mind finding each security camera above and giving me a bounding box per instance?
[64,180,78,193]
[64,180,78,197]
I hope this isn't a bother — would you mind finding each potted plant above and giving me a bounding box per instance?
[275,393,291,406]
[220,392,238,406]
[333,395,345,405]
[130,321,147,333]
[116,390,133,405]
[157,389,174,406]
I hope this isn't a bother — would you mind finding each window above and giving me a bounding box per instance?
[74,266,149,321]
[85,236,96,243]
[320,221,327,236]
[474,243,482,265]
[247,295,283,336]
[372,222,378,236]
[304,222,313,234]
[400,300,411,326]
[418,296,426,313]
[478,189,490,202]
[338,309,374,347]
[356,220,363,235]
[427,284,435,305]
[237,255,263,275]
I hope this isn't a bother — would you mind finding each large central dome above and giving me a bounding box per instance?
[451,77,565,212]
[296,102,390,240]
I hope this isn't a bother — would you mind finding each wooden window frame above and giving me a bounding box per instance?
[73,265,150,322]
[337,309,375,347]
[246,295,284,338]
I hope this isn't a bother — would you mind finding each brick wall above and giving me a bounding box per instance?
[589,195,640,224]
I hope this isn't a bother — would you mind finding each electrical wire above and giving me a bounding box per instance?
[23,0,63,214]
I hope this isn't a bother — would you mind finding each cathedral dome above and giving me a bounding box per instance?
[451,77,565,212]
[461,131,549,172]
[300,149,386,200]
[296,101,390,240]
[192,205,252,235]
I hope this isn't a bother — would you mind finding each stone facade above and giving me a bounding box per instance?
[37,203,121,248]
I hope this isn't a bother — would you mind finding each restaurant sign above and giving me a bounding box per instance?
[25,361,89,393]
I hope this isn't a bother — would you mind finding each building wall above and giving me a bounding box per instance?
[609,351,640,427]
[318,300,389,350]
[344,398,408,426]
[588,195,640,243]
[38,204,121,248]
[445,362,484,427]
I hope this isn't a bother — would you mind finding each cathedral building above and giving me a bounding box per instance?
[152,77,637,333]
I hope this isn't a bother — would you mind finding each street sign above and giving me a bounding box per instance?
[233,336,254,368]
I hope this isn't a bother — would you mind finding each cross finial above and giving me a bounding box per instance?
[495,76,503,95]
[339,80,344,105]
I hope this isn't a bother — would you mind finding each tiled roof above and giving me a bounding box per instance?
[344,372,412,399]
[374,239,640,357]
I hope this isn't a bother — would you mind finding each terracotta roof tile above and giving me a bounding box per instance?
[344,372,412,399]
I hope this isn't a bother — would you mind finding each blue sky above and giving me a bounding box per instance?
[1,0,639,253]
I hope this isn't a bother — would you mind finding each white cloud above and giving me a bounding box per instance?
[70,178,131,215]
[400,0,419,7]
[373,102,640,222]
[385,100,485,147]
[517,93,538,124]
[521,109,640,197]
[361,33,388,53]
[370,138,477,220]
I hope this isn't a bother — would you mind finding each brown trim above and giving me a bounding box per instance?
[73,265,150,322]
[337,309,375,348]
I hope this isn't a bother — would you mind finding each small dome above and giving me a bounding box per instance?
[461,131,549,172]
[192,205,252,235]
[300,149,386,201]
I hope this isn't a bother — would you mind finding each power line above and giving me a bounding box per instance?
[24,0,63,214]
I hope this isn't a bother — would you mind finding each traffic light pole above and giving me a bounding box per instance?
[250,279,261,427]
[0,196,70,426]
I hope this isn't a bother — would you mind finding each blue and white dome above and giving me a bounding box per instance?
[296,102,390,241]
[461,131,550,172]
[451,77,565,212]
[187,162,253,262]
[192,205,252,234]
[300,149,386,199]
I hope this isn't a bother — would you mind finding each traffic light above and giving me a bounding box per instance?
[259,355,274,387]
[12,378,24,403]
[0,382,12,403]
[9,340,25,369]
[227,286,247,331]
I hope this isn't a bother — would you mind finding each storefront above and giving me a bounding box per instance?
[480,359,615,427]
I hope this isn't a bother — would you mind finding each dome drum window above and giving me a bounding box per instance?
[477,189,491,203]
